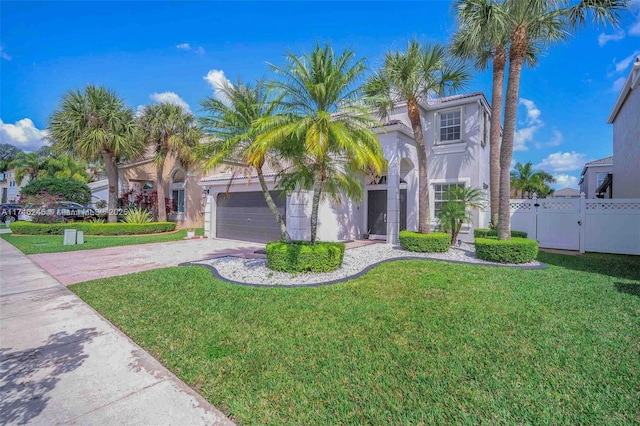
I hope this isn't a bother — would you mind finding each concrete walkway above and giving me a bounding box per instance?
[29,237,262,285]
[0,239,234,425]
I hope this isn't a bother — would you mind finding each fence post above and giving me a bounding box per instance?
[532,194,538,241]
[579,193,586,254]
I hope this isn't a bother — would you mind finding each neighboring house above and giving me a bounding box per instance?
[119,149,203,228]
[0,169,29,203]
[579,156,613,199]
[200,92,492,244]
[607,55,640,199]
[551,188,581,198]
[0,172,7,203]
[87,178,109,208]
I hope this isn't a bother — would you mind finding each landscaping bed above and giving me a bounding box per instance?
[70,252,640,425]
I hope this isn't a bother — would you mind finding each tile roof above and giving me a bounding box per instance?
[584,156,613,166]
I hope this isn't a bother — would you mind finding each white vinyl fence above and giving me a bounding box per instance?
[481,195,640,255]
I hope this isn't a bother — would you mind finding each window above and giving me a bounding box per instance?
[596,172,608,189]
[433,182,465,217]
[172,189,185,213]
[438,110,461,143]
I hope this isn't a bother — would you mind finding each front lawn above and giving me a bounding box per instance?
[1,227,204,254]
[70,253,640,425]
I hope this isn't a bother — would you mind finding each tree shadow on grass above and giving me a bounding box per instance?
[0,328,100,425]
[614,282,640,297]
[537,252,640,281]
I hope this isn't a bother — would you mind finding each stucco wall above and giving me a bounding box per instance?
[580,164,613,199]
[612,85,640,198]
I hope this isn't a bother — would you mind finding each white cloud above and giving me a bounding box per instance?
[176,43,191,50]
[195,46,206,55]
[536,151,587,173]
[0,46,11,61]
[598,29,625,46]
[552,174,579,189]
[177,43,205,55]
[149,92,191,113]
[0,118,49,151]
[514,98,543,152]
[203,69,232,101]
[612,77,626,92]
[630,1,640,35]
[615,51,640,73]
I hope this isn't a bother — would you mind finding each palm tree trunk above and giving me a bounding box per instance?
[490,46,506,228]
[156,159,167,222]
[256,166,290,243]
[407,98,430,234]
[310,172,323,244]
[498,27,527,240]
[102,151,119,223]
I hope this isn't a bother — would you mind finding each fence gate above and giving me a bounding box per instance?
[534,198,581,250]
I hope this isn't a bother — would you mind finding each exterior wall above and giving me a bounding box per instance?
[3,171,29,203]
[119,155,203,229]
[612,85,640,198]
[579,164,613,199]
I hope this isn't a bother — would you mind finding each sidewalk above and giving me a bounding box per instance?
[0,238,233,425]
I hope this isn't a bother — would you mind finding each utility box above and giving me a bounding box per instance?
[63,229,77,245]
[76,230,84,245]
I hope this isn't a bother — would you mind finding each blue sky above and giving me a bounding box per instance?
[1,1,639,189]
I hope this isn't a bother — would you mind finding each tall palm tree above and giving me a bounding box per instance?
[199,79,291,242]
[452,0,508,229]
[510,161,555,199]
[497,0,627,240]
[365,39,470,234]
[137,103,201,222]
[253,44,386,244]
[48,86,141,222]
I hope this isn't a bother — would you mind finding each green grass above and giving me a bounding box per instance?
[1,227,204,254]
[69,253,640,425]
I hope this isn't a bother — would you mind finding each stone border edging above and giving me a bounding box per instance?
[179,256,547,288]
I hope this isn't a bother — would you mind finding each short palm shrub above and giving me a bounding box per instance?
[437,186,486,245]
[266,241,345,273]
[123,208,152,224]
[398,231,450,253]
[474,228,528,239]
[474,237,539,264]
[9,221,175,236]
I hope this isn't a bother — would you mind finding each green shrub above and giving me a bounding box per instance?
[266,241,345,273]
[9,221,176,236]
[398,231,451,253]
[474,228,528,239]
[474,237,539,264]
[20,177,91,205]
[123,208,152,224]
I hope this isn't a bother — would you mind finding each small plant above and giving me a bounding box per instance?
[398,231,451,253]
[123,208,152,224]
[266,241,345,272]
[95,200,107,209]
[474,237,539,264]
[437,186,486,245]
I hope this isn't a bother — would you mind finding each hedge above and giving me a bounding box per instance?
[398,231,451,253]
[474,228,528,239]
[9,221,176,236]
[266,241,346,273]
[474,237,539,264]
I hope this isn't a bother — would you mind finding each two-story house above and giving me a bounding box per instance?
[579,156,614,199]
[606,55,640,198]
[200,92,492,244]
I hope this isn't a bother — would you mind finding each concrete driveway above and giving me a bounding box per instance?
[29,237,263,285]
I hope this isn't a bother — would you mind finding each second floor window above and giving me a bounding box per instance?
[596,172,608,189]
[439,110,461,143]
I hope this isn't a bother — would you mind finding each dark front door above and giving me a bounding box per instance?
[368,189,408,236]
[368,190,387,235]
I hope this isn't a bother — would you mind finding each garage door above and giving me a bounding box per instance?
[216,191,286,243]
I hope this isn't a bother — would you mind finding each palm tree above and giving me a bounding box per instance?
[199,79,291,242]
[497,0,627,240]
[365,38,470,234]
[48,85,142,222]
[452,0,508,229]
[9,151,47,183]
[137,103,201,222]
[437,185,486,245]
[253,44,386,244]
[510,161,555,198]
[41,154,92,183]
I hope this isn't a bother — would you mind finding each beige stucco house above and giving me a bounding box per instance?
[606,55,640,198]
[200,92,492,244]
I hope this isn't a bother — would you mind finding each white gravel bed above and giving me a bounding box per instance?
[194,242,543,286]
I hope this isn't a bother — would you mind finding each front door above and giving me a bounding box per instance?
[367,189,407,236]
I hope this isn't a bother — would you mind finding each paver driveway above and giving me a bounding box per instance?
[29,237,262,285]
